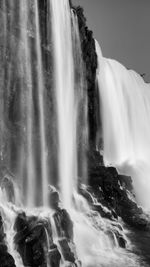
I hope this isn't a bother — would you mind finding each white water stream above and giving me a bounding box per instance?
[96,40,150,210]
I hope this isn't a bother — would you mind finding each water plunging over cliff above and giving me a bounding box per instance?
[96,40,150,209]
[0,1,149,267]
[50,0,77,208]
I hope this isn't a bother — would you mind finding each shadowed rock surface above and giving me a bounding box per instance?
[0,213,16,267]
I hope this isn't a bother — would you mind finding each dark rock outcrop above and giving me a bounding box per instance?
[88,149,150,231]
[0,213,16,267]
[13,190,80,267]
[14,212,49,267]
[14,211,63,267]
[73,5,98,147]
[49,190,80,265]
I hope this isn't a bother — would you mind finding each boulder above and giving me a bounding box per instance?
[48,244,61,267]
[14,212,48,267]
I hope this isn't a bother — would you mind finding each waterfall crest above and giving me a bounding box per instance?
[96,40,150,209]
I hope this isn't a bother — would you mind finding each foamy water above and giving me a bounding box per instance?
[96,40,150,210]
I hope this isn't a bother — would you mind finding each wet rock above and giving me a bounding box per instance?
[14,212,48,267]
[0,248,16,267]
[74,5,98,145]
[0,214,5,242]
[53,208,74,241]
[118,236,126,248]
[0,213,16,267]
[87,149,150,230]
[106,230,117,247]
[48,244,61,267]
[14,212,30,262]
[53,207,76,263]
[14,210,63,267]
[49,190,60,210]
[49,190,79,264]
[0,173,15,203]
[93,203,114,220]
[114,230,127,248]
[49,190,74,241]
[58,238,76,263]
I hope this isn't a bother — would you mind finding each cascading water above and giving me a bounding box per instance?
[19,1,35,207]
[96,40,150,209]
[0,1,49,207]
[34,0,49,206]
[72,10,88,186]
[0,1,149,267]
[50,0,78,209]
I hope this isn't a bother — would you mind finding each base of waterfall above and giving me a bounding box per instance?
[1,157,150,267]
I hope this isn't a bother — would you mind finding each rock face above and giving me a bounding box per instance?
[13,191,80,267]
[87,149,150,230]
[71,4,150,232]
[14,213,48,267]
[14,212,62,267]
[0,213,16,267]
[72,5,98,147]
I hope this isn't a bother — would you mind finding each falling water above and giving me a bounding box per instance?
[5,1,49,207]
[0,1,149,267]
[0,1,6,163]
[96,40,150,209]
[72,10,88,185]
[50,0,78,208]
[34,0,49,206]
[19,1,35,207]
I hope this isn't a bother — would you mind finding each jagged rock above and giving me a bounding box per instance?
[13,190,81,267]
[93,203,114,220]
[49,190,79,265]
[14,212,48,267]
[0,175,15,203]
[53,208,74,241]
[0,213,16,267]
[48,244,61,267]
[0,215,5,241]
[58,238,76,263]
[49,190,74,241]
[118,236,127,248]
[114,230,127,248]
[0,245,16,267]
[74,5,98,146]
[87,149,150,230]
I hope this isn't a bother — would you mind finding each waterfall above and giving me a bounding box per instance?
[96,40,150,209]
[0,1,148,267]
[0,1,49,207]
[0,0,87,209]
[72,10,88,186]
[19,1,35,207]
[50,0,78,208]
[34,0,49,206]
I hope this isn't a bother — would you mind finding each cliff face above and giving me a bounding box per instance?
[0,1,59,183]
[0,2,150,266]
[72,4,150,231]
[74,6,98,147]
[0,0,148,229]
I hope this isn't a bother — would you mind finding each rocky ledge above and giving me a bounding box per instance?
[0,214,16,267]
[87,149,150,230]
[0,189,82,267]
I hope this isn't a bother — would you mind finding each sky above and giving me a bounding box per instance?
[73,0,150,82]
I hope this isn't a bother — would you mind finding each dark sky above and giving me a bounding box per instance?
[73,0,150,82]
